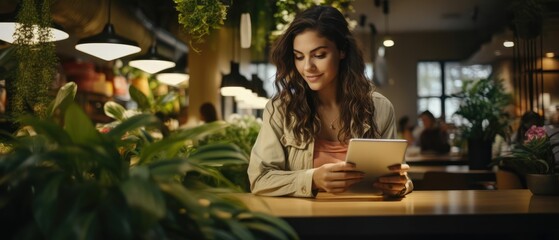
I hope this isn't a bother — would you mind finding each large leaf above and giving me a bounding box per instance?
[104,101,127,121]
[189,143,248,166]
[120,177,166,228]
[64,103,102,145]
[129,85,152,111]
[106,114,160,141]
[148,158,197,179]
[139,122,228,164]
[47,82,77,118]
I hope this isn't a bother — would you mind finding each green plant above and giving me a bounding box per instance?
[129,84,178,116]
[174,0,228,52]
[453,78,513,142]
[0,82,298,240]
[198,114,262,192]
[272,0,355,39]
[494,125,558,175]
[9,0,58,119]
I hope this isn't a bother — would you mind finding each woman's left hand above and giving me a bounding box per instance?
[373,163,410,197]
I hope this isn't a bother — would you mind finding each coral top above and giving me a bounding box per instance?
[313,138,348,168]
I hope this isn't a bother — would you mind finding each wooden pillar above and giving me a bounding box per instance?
[187,27,233,123]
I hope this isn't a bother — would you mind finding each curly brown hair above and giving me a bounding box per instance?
[270,5,379,144]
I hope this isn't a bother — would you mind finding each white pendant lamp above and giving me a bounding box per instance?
[220,61,251,97]
[0,22,68,44]
[240,13,251,49]
[156,53,189,86]
[129,41,175,74]
[75,0,140,61]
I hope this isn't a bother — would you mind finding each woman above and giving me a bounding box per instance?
[248,5,413,197]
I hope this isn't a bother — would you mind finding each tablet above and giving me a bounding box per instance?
[344,138,408,194]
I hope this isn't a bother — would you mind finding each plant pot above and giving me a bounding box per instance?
[526,174,559,196]
[467,138,493,170]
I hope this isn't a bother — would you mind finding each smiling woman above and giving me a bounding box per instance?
[248,5,414,198]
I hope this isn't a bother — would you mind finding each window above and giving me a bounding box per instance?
[417,61,492,124]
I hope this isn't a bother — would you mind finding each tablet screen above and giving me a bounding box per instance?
[345,138,408,194]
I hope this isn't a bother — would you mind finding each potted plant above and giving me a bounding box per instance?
[174,0,228,52]
[494,125,559,195]
[453,78,513,170]
[0,82,298,239]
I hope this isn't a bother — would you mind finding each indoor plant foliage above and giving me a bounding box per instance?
[10,0,58,119]
[273,0,355,38]
[198,114,262,192]
[453,78,513,169]
[494,125,558,175]
[174,0,228,51]
[0,83,298,240]
[453,78,513,142]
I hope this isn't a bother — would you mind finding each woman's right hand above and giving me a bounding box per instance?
[312,162,364,193]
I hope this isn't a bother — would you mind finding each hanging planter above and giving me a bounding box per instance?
[174,0,228,52]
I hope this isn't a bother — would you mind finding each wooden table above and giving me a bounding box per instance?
[234,190,559,238]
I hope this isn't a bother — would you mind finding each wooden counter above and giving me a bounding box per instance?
[233,190,559,238]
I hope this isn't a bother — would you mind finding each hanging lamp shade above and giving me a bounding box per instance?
[240,13,251,49]
[156,53,189,86]
[220,61,251,97]
[0,22,68,44]
[75,23,141,61]
[129,42,175,74]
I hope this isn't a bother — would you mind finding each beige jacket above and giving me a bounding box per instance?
[248,92,400,197]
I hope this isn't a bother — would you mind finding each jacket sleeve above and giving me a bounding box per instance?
[247,101,315,197]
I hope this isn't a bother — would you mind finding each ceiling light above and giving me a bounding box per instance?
[220,61,251,97]
[75,0,140,61]
[383,38,395,47]
[503,41,514,48]
[156,53,189,86]
[0,22,68,44]
[381,0,394,48]
[129,42,175,74]
[157,72,190,86]
[545,52,555,58]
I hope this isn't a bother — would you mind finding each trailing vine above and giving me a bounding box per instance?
[174,0,228,52]
[11,0,58,119]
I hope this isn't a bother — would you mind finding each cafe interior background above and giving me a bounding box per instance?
[1,0,559,239]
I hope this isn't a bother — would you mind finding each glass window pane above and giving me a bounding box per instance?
[418,98,441,118]
[444,62,462,95]
[444,63,492,95]
[417,62,441,96]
